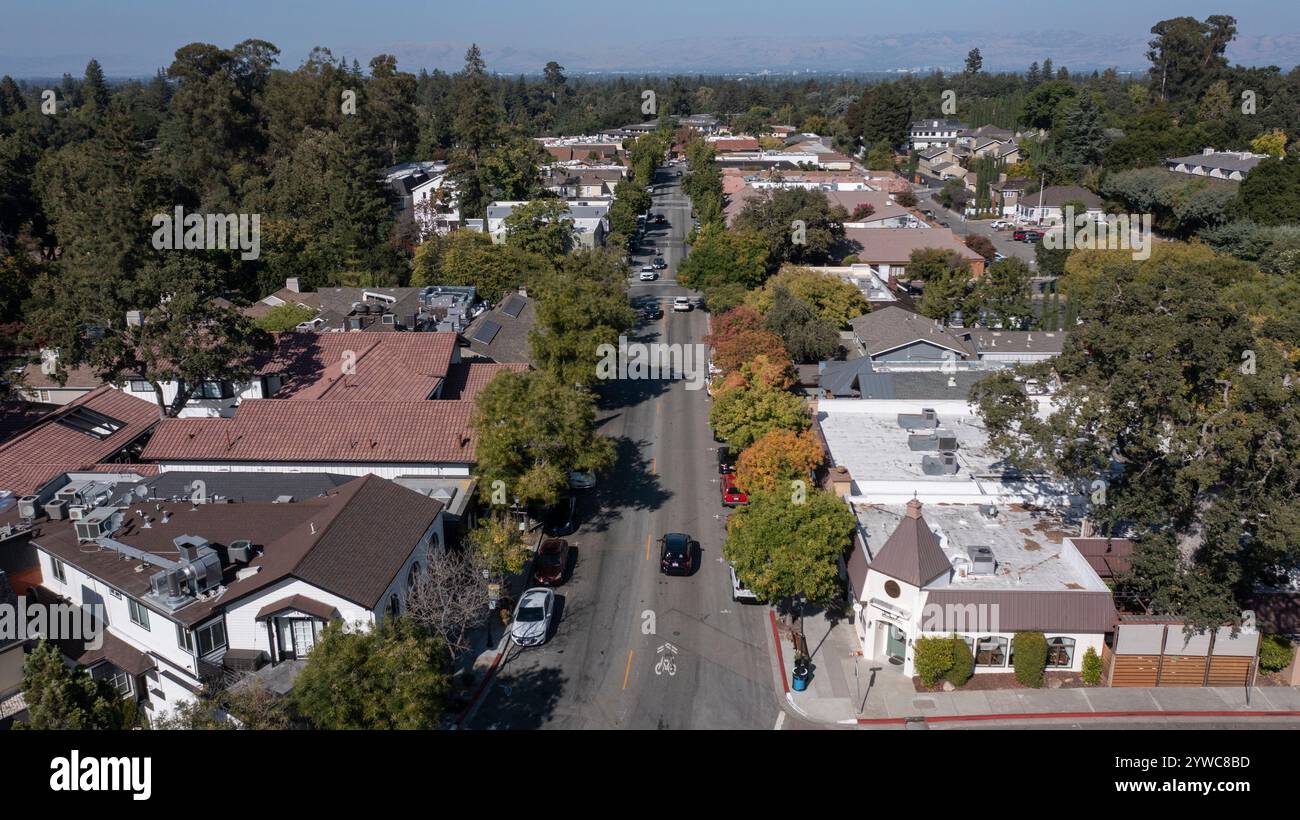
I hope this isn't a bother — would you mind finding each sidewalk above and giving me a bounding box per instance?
[768,607,1300,726]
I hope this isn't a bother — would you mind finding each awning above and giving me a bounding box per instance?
[255,594,339,622]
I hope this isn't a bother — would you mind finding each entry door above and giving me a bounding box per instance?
[886,625,907,663]
[291,620,316,656]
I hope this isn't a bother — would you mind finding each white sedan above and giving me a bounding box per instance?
[509,587,555,647]
[672,296,693,312]
[639,267,657,281]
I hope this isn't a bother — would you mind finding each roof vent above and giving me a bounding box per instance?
[969,546,996,575]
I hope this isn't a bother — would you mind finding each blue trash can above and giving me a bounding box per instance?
[792,663,810,692]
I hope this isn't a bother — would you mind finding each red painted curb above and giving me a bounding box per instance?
[857,709,1300,725]
[768,608,790,695]
[455,644,506,728]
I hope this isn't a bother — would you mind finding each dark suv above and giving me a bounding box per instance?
[717,445,734,474]
[659,533,693,576]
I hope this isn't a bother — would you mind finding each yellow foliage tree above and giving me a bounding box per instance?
[735,428,824,493]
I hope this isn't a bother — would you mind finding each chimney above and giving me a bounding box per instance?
[906,498,924,519]
[286,277,301,293]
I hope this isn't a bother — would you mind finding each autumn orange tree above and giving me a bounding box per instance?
[735,429,824,493]
[714,352,795,395]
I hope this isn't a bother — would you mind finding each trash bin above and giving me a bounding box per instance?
[792,663,811,692]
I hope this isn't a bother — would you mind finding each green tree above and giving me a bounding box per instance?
[82,59,110,109]
[763,287,840,363]
[530,250,636,388]
[907,248,970,321]
[471,369,615,507]
[1146,15,1236,104]
[913,635,955,688]
[723,489,856,606]
[744,265,869,328]
[964,48,983,76]
[291,618,451,729]
[677,224,769,291]
[709,379,808,449]
[410,230,534,304]
[1236,155,1300,226]
[1012,631,1048,688]
[253,303,317,332]
[967,257,1034,328]
[734,187,846,271]
[20,641,132,730]
[467,512,532,580]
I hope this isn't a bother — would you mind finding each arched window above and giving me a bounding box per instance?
[430,532,441,552]
[1046,637,1076,668]
[407,562,422,590]
[975,636,1008,667]
[388,593,401,620]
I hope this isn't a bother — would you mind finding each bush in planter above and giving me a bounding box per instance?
[1081,646,1103,686]
[1012,631,1048,688]
[945,635,974,687]
[913,634,955,688]
[1259,634,1296,674]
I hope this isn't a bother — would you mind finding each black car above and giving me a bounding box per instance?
[641,304,663,321]
[542,496,578,537]
[717,445,734,474]
[659,532,693,576]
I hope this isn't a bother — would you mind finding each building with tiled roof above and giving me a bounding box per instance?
[839,227,986,278]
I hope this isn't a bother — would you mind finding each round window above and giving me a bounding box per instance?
[884,580,901,599]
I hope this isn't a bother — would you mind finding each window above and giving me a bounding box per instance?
[407,562,421,590]
[388,593,401,620]
[128,379,152,393]
[195,380,231,400]
[176,624,193,653]
[127,599,151,630]
[884,580,901,599]
[105,669,133,698]
[55,406,125,440]
[975,636,1008,667]
[51,557,66,583]
[1046,637,1076,668]
[196,621,227,656]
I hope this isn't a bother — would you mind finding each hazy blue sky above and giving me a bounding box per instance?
[2,1,1297,75]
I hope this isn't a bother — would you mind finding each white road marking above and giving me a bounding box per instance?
[774,711,786,730]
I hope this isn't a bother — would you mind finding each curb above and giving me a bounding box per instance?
[914,709,1300,725]
[453,635,509,729]
[768,608,790,695]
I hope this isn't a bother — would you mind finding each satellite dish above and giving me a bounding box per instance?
[135,485,149,499]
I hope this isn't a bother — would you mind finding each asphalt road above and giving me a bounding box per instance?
[468,165,778,730]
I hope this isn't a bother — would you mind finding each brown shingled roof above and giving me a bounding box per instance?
[868,499,953,586]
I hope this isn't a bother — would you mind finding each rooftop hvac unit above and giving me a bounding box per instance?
[969,546,996,575]
[18,496,38,519]
[228,539,255,563]
[921,452,960,476]
[43,499,68,520]
[67,505,87,521]
[75,508,119,541]
[898,407,940,431]
[907,429,960,452]
[979,504,999,520]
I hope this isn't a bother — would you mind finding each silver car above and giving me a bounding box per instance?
[510,587,555,647]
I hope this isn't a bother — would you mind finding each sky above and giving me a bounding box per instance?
[2,0,1298,76]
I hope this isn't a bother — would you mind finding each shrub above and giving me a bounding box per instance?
[1259,634,1296,674]
[1012,631,1048,688]
[1081,646,1103,686]
[913,634,955,688]
[841,254,860,265]
[945,635,974,687]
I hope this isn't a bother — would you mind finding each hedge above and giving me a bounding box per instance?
[1012,631,1048,688]
[1081,646,1103,686]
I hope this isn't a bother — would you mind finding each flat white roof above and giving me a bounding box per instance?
[854,502,1107,592]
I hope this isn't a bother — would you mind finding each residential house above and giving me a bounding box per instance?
[847,499,1114,677]
[29,472,448,721]
[909,119,967,152]
[990,177,1033,217]
[827,190,923,229]
[847,306,974,369]
[15,359,102,406]
[1015,185,1104,225]
[954,328,1065,365]
[462,291,538,366]
[1166,148,1268,181]
[542,167,625,198]
[485,200,610,249]
[801,265,906,309]
[839,227,986,278]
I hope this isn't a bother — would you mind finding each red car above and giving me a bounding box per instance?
[721,482,749,507]
[532,538,571,586]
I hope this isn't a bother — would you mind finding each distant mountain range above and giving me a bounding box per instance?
[4,30,1300,79]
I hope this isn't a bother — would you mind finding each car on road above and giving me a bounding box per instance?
[509,587,555,646]
[721,481,748,507]
[1013,229,1043,243]
[542,496,578,536]
[532,538,571,586]
[993,252,1008,262]
[568,470,596,490]
[717,445,734,474]
[652,257,667,270]
[654,214,667,225]
[641,304,663,321]
[639,267,657,281]
[989,220,1012,230]
[729,563,762,604]
[672,296,693,312]
[659,532,693,575]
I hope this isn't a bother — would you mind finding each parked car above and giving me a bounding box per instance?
[542,496,578,536]
[721,482,749,507]
[993,252,1007,262]
[641,304,663,321]
[729,563,761,604]
[1013,229,1042,243]
[989,220,1011,230]
[659,532,693,575]
[568,470,596,490]
[532,539,571,586]
[639,267,657,281]
[717,445,734,474]
[509,587,555,646]
[673,296,693,312]
[652,257,667,270]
